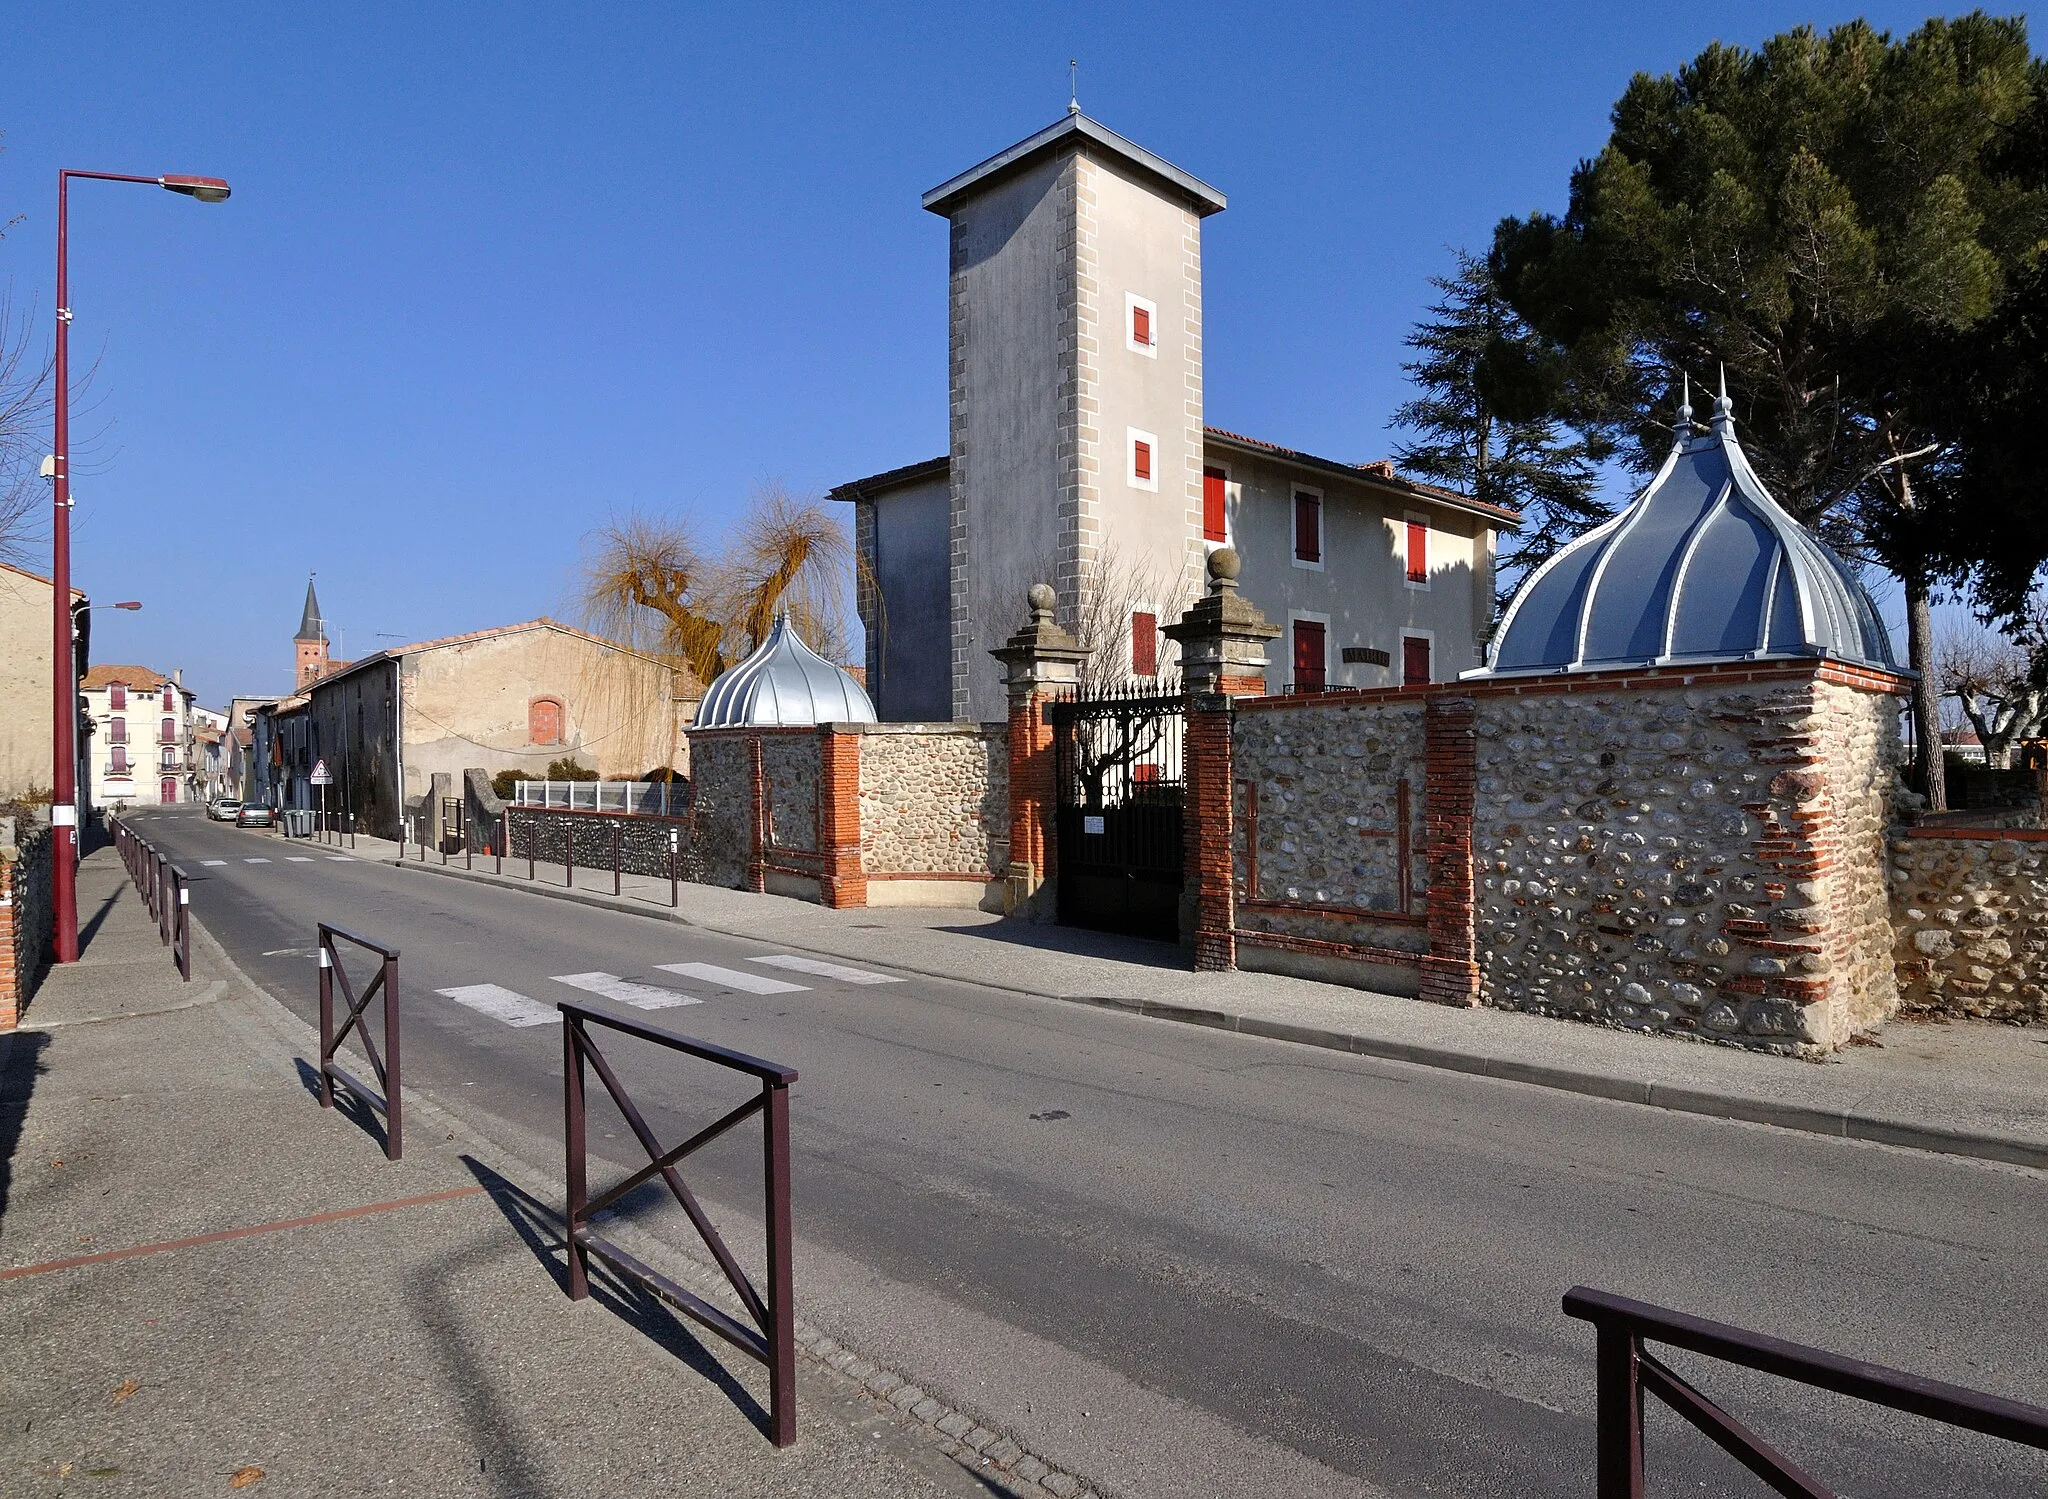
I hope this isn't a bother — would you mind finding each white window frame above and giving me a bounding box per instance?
[1287,609,1332,693]
[1291,485,1325,571]
[1399,628,1436,687]
[1402,509,1432,591]
[1201,460,1233,548]
[1127,426,1159,492]
[1125,292,1159,357]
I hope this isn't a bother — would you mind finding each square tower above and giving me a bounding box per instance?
[923,112,1227,721]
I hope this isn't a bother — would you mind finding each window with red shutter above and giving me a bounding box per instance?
[162,717,176,744]
[1131,612,1158,676]
[1133,439,1152,483]
[1203,466,1227,541]
[1403,635,1431,686]
[110,685,126,710]
[1132,304,1152,346]
[1292,620,1326,692]
[1294,491,1321,563]
[163,686,174,711]
[109,717,126,745]
[1406,518,1428,584]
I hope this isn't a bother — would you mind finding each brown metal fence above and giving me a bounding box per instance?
[109,816,190,983]
[1566,1285,2048,1496]
[317,923,403,1160]
[559,999,798,1446]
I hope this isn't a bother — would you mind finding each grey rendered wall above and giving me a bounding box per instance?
[866,479,952,722]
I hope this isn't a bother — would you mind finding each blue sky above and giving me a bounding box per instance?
[3,1,1956,704]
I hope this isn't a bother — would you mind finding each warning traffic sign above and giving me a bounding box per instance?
[310,759,333,785]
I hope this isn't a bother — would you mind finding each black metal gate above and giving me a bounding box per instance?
[1051,684,1185,941]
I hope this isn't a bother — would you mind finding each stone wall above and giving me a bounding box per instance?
[1888,830,2048,1023]
[686,734,754,890]
[1230,696,1428,959]
[1,816,54,1029]
[505,808,695,882]
[761,733,819,854]
[1470,665,1903,1055]
[857,725,1007,879]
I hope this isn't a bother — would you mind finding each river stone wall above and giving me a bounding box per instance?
[1888,832,2048,1023]
[686,733,754,888]
[1472,669,1901,1055]
[760,733,819,853]
[857,725,1007,876]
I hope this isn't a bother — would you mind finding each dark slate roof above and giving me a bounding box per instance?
[824,456,950,503]
[923,111,1226,219]
[295,576,325,643]
[1476,382,1896,678]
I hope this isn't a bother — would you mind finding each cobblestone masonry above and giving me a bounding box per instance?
[761,734,820,853]
[685,734,754,889]
[1889,831,2048,1023]
[857,727,1007,877]
[506,808,696,882]
[1471,668,1901,1055]
[1,817,53,1029]
[1230,698,1429,953]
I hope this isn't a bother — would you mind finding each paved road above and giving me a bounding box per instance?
[127,809,2048,1498]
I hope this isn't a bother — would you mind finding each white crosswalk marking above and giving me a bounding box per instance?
[550,972,701,1010]
[286,857,314,862]
[328,856,355,862]
[201,860,227,867]
[750,954,902,985]
[655,962,807,994]
[245,857,272,864]
[435,984,558,1028]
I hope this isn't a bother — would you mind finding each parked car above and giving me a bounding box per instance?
[235,803,274,829]
[208,798,242,822]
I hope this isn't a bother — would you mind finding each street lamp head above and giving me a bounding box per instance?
[111,601,143,610]
[159,175,231,203]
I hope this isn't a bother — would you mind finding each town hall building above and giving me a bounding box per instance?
[830,109,1517,723]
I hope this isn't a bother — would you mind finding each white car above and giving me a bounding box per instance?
[207,798,243,822]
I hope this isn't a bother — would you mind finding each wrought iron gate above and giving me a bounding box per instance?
[1050,684,1185,940]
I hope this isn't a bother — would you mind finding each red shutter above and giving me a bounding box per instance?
[110,685,126,710]
[1406,519,1428,583]
[1134,439,1152,482]
[109,717,126,744]
[111,745,128,773]
[1133,304,1152,346]
[1131,612,1158,676]
[1295,492,1321,563]
[1403,635,1431,686]
[1293,620,1326,692]
[1203,466,1227,541]
[162,716,176,743]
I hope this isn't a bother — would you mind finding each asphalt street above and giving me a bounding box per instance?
[126,807,2048,1498]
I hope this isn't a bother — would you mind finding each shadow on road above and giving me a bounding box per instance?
[0,1028,50,1220]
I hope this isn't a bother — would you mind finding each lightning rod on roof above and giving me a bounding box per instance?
[1069,58,1079,114]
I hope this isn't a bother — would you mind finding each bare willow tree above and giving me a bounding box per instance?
[1938,621,2048,769]
[0,293,53,567]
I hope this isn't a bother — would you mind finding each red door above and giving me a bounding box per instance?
[1292,620,1326,693]
[1403,635,1432,686]
[160,777,177,804]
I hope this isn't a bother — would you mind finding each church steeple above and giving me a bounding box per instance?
[294,574,331,689]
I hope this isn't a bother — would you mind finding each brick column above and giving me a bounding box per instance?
[990,583,1089,920]
[745,734,767,895]
[0,851,20,1030]
[816,728,866,909]
[1419,694,1479,1006]
[1164,548,1280,971]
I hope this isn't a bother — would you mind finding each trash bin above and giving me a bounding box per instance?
[281,808,314,838]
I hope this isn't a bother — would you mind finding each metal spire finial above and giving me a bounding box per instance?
[1712,362,1736,432]
[1069,58,1080,114]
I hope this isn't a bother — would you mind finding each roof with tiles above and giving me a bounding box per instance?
[81,664,171,691]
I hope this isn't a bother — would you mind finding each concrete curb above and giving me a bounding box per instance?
[390,857,2048,1174]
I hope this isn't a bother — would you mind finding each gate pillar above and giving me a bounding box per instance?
[1164,549,1280,970]
[991,584,1090,920]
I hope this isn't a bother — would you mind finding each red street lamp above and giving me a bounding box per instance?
[50,170,230,964]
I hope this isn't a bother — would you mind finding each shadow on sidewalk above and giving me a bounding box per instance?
[459,1155,774,1440]
[292,1057,395,1157]
[931,916,1189,971]
[0,1029,50,1219]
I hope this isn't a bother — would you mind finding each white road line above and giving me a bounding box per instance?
[201,860,227,866]
[750,955,903,985]
[286,857,314,862]
[550,972,702,1010]
[327,856,355,862]
[435,984,558,1028]
[245,858,272,864]
[655,962,807,994]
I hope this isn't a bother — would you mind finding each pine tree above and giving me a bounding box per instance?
[1391,251,1607,607]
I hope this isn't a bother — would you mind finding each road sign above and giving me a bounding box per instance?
[310,760,333,785]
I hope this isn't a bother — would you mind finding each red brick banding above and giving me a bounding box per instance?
[816,729,867,909]
[1420,695,1479,1006]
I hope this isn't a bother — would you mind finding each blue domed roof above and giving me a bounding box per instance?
[1474,381,1895,678]
[694,615,878,728]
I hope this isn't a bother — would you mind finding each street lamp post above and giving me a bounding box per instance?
[50,171,230,964]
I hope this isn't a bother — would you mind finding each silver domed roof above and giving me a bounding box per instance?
[1475,381,1895,678]
[693,615,878,728]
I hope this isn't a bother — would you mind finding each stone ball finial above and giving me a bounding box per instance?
[1027,582,1056,618]
[1206,546,1241,592]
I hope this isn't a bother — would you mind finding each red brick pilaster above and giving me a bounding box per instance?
[1007,691,1056,898]
[1184,704,1235,970]
[745,734,767,894]
[817,729,866,909]
[0,855,19,1030]
[1420,695,1479,1006]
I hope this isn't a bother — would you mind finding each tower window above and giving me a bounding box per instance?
[1127,428,1158,490]
[1134,441,1152,481]
[1125,293,1158,357]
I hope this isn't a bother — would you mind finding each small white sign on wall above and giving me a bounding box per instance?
[1084,815,1105,836]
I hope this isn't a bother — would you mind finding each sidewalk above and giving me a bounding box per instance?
[388,838,2048,1171]
[0,841,1072,1498]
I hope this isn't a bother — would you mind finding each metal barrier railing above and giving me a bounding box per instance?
[317,923,403,1161]
[1565,1286,2048,1496]
[559,999,797,1446]
[108,817,190,984]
